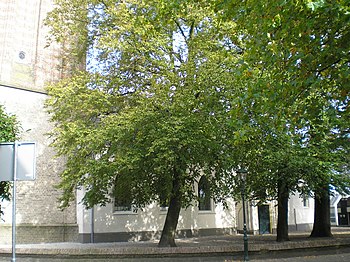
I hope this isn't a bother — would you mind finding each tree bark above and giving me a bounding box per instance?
[310,186,333,238]
[158,170,182,247]
[277,178,290,242]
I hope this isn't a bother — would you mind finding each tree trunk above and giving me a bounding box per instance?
[310,186,333,238]
[277,178,290,242]
[158,170,182,247]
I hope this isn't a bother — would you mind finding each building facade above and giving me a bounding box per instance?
[77,183,236,243]
[235,194,314,236]
[78,185,314,243]
[0,0,77,244]
[331,192,350,226]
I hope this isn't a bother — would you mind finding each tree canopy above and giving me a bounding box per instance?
[219,0,349,190]
[45,0,240,246]
[46,0,349,245]
[217,0,350,239]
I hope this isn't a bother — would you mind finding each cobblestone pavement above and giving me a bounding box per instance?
[0,227,349,261]
[1,246,350,261]
[1,249,350,262]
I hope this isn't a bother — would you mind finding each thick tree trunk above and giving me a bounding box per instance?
[310,186,333,238]
[277,178,290,242]
[158,170,182,247]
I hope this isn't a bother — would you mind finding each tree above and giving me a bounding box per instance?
[216,0,350,240]
[226,113,326,242]
[45,0,238,247]
[0,104,20,216]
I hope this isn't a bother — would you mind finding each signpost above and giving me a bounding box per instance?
[0,142,36,262]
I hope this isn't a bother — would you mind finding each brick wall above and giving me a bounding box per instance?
[0,0,78,244]
[0,224,78,244]
[0,0,62,92]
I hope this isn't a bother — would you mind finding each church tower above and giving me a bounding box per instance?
[0,0,78,243]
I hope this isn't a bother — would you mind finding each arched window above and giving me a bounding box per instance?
[198,176,211,211]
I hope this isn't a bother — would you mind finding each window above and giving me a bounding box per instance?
[160,203,168,212]
[302,194,309,208]
[159,194,169,212]
[114,197,132,212]
[113,175,134,213]
[198,176,211,211]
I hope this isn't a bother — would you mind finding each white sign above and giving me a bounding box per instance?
[0,142,36,181]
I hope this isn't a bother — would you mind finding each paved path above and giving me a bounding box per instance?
[0,227,349,259]
[1,246,350,261]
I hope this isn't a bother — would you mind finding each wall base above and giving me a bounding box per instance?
[288,223,313,232]
[0,224,78,244]
[80,227,236,243]
[270,223,314,234]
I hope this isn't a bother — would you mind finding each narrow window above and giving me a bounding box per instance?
[159,193,169,212]
[198,176,211,211]
[302,194,309,208]
[113,175,133,212]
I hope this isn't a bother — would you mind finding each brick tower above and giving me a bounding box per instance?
[0,0,78,243]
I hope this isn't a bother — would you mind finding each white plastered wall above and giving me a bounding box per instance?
[288,194,314,231]
[77,187,236,239]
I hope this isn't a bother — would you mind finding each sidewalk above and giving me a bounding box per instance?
[0,227,349,258]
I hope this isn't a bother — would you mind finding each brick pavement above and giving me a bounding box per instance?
[0,227,349,258]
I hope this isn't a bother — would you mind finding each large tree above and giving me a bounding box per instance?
[45,0,238,247]
[0,105,20,215]
[46,0,349,245]
[216,0,350,240]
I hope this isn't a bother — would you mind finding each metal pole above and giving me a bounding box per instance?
[90,206,94,243]
[242,180,249,262]
[12,142,18,262]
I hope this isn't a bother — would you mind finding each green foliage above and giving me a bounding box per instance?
[217,0,350,199]
[0,105,20,214]
[46,0,238,209]
[0,105,19,142]
[46,0,349,218]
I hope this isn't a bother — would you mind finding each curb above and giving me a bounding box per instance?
[0,237,349,257]
[250,237,350,252]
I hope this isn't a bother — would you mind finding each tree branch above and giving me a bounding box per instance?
[174,19,188,43]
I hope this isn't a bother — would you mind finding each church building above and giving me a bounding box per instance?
[0,0,318,245]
